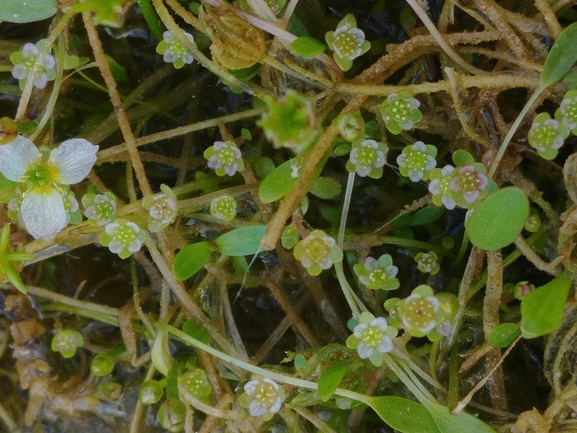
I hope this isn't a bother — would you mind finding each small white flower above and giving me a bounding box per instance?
[0,135,98,240]
[241,377,286,420]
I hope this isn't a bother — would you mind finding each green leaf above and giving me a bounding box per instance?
[215,225,266,256]
[466,187,529,251]
[318,361,347,402]
[366,396,440,433]
[289,36,326,57]
[258,158,301,203]
[520,273,572,339]
[487,323,521,348]
[425,401,496,433]
[540,22,577,87]
[0,0,57,23]
[309,176,342,199]
[172,242,212,281]
[452,149,475,167]
[182,319,212,345]
[409,207,445,226]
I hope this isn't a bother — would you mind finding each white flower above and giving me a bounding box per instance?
[0,135,98,240]
[242,377,285,418]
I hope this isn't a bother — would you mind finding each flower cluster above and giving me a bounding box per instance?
[449,164,488,205]
[556,90,577,135]
[239,376,286,420]
[397,141,437,182]
[99,219,146,260]
[528,112,570,160]
[293,230,343,276]
[353,254,400,291]
[51,329,84,358]
[346,138,388,178]
[386,285,458,341]
[156,30,195,69]
[428,165,456,210]
[210,195,237,221]
[325,14,371,71]
[10,40,56,89]
[380,92,422,135]
[83,192,118,227]
[415,251,440,275]
[346,312,398,366]
[142,184,178,232]
[0,135,98,240]
[258,90,318,153]
[204,140,244,177]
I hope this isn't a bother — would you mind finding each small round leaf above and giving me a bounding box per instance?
[466,187,529,251]
[487,323,521,348]
[289,36,326,58]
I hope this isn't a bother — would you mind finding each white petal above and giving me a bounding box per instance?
[377,337,393,353]
[0,135,41,182]
[357,342,373,359]
[49,139,98,184]
[12,64,28,80]
[244,380,259,395]
[20,188,67,240]
[34,74,48,89]
[248,401,267,417]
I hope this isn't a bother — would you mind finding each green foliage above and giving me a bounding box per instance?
[309,176,342,199]
[520,273,572,339]
[466,187,529,251]
[318,361,348,401]
[258,157,301,203]
[182,319,212,345]
[0,0,57,23]
[540,22,577,87]
[172,242,212,281]
[215,225,266,256]
[487,323,521,348]
[366,396,440,433]
[289,36,326,57]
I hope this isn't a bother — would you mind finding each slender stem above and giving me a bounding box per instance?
[488,86,545,178]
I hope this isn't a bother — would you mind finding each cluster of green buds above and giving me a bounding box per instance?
[397,141,437,182]
[51,329,84,358]
[385,285,458,341]
[380,91,422,135]
[346,312,398,366]
[293,229,343,276]
[325,14,371,71]
[99,219,146,260]
[83,192,118,227]
[179,368,212,400]
[353,254,400,291]
[210,195,237,221]
[156,30,195,69]
[10,40,56,89]
[258,90,318,154]
[527,112,569,160]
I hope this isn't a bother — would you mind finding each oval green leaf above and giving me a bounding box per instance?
[466,187,529,251]
[540,22,577,87]
[487,323,521,348]
[521,273,572,339]
[318,360,347,402]
[425,401,497,433]
[172,242,212,281]
[258,158,301,203]
[182,319,211,345]
[309,176,342,199]
[289,36,326,58]
[0,0,57,23]
[215,225,266,256]
[367,396,440,433]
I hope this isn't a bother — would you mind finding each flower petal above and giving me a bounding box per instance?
[20,188,67,240]
[49,139,98,184]
[0,135,41,182]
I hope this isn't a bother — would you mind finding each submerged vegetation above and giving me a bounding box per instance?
[1,0,577,432]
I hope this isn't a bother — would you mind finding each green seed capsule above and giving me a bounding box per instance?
[158,398,186,432]
[139,380,164,405]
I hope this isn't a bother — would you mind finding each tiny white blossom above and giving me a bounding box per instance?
[0,135,98,240]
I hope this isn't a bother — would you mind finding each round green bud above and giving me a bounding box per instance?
[90,354,115,377]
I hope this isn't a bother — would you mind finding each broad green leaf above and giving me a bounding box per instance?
[409,207,445,226]
[366,396,440,433]
[0,0,57,23]
[290,36,326,57]
[521,273,572,339]
[425,401,496,433]
[258,158,301,203]
[466,187,529,251]
[540,22,577,87]
[310,176,342,199]
[318,361,347,402]
[452,149,475,167]
[215,225,266,256]
[487,323,521,348]
[172,242,212,281]
[182,319,211,345]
